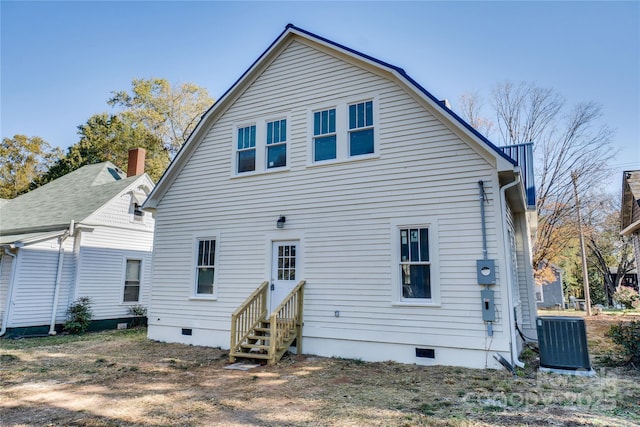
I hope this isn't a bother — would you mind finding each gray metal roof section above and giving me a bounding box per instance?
[0,162,138,239]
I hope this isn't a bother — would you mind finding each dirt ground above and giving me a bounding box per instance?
[1,315,639,427]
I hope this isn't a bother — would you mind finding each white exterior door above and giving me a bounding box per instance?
[270,241,298,313]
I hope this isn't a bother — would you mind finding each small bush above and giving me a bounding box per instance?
[607,320,640,366]
[127,304,147,317]
[63,297,93,334]
[612,287,640,310]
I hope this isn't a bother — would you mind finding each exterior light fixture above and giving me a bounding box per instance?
[276,216,286,229]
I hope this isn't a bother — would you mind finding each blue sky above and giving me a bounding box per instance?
[2,1,638,194]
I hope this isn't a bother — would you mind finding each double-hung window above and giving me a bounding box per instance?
[313,108,337,162]
[349,100,374,156]
[399,227,431,300]
[123,259,141,303]
[266,119,287,169]
[237,125,256,173]
[196,239,216,295]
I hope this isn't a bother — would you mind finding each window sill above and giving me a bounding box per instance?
[231,166,290,179]
[189,296,218,301]
[392,301,441,308]
[307,153,379,168]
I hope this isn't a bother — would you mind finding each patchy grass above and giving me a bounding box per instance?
[1,319,639,426]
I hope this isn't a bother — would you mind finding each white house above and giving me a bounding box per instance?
[0,149,154,337]
[143,25,538,369]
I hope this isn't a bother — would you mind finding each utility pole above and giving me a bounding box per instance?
[571,171,592,316]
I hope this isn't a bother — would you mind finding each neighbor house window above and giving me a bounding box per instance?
[123,259,141,302]
[348,100,374,156]
[196,239,216,295]
[266,119,287,169]
[399,227,431,299]
[313,108,337,162]
[237,125,256,173]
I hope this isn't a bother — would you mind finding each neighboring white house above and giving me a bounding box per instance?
[0,149,154,337]
[143,25,538,369]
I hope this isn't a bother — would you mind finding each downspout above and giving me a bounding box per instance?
[48,220,74,335]
[499,175,525,368]
[0,248,18,337]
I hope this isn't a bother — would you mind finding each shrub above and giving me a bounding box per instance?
[63,297,93,334]
[607,320,640,366]
[127,304,147,317]
[612,287,640,309]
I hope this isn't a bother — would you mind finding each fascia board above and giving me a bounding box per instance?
[621,219,640,236]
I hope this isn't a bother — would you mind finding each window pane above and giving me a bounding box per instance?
[365,101,373,126]
[409,229,420,262]
[400,230,409,262]
[126,260,141,282]
[349,104,356,129]
[328,109,335,133]
[267,121,273,145]
[420,228,429,262]
[357,102,365,128]
[267,144,286,168]
[402,265,431,299]
[123,284,140,302]
[280,119,286,142]
[321,110,328,134]
[314,135,337,161]
[238,149,256,173]
[197,267,214,294]
[314,112,320,135]
[349,129,374,156]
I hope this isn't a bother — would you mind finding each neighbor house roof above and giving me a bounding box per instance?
[621,170,640,236]
[0,162,141,245]
[144,24,520,209]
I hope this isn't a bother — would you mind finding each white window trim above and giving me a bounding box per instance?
[121,257,143,305]
[191,234,220,300]
[306,94,380,167]
[390,218,440,307]
[231,113,291,177]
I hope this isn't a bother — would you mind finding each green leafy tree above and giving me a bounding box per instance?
[0,135,62,198]
[108,78,214,157]
[35,113,170,185]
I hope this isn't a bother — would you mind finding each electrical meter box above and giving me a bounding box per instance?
[480,289,495,322]
[476,259,496,285]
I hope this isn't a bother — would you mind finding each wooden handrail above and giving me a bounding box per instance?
[268,280,305,362]
[230,281,268,361]
[230,280,305,365]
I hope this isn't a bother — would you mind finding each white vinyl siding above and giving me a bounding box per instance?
[150,39,508,355]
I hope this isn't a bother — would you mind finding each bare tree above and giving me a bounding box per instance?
[457,91,494,137]
[458,82,616,281]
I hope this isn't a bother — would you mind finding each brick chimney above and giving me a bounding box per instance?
[127,148,146,177]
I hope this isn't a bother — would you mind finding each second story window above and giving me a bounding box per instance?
[266,119,287,169]
[348,100,374,156]
[313,108,337,162]
[237,125,256,173]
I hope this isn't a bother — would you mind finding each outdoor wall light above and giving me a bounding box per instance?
[276,216,286,229]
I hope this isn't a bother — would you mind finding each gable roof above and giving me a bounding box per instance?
[0,162,143,245]
[144,24,518,209]
[621,170,640,235]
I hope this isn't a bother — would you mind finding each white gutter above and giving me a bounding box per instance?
[0,248,18,337]
[48,220,74,335]
[499,174,525,369]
